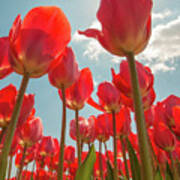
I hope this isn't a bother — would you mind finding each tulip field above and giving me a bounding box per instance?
[0,0,180,180]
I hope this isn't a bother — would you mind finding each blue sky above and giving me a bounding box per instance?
[0,0,180,148]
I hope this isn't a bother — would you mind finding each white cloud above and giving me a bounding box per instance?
[72,20,101,43]
[152,10,172,20]
[139,16,180,73]
[72,20,108,60]
[72,31,88,42]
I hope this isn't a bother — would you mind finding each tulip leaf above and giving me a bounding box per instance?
[126,138,141,180]
[106,160,114,180]
[165,163,173,180]
[154,167,163,180]
[75,144,96,180]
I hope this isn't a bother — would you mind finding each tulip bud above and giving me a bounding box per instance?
[38,136,58,156]
[59,67,93,110]
[109,107,131,138]
[64,146,75,163]
[19,117,43,147]
[153,123,176,152]
[17,94,35,127]
[97,81,121,113]
[95,113,111,142]
[70,116,95,143]
[48,47,79,89]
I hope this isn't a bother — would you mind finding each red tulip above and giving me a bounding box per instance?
[144,105,155,128]
[17,94,35,127]
[79,0,152,56]
[64,146,75,164]
[162,95,180,127]
[9,6,71,78]
[109,107,131,138]
[19,116,43,147]
[153,122,176,152]
[172,106,180,137]
[98,81,121,112]
[70,116,95,143]
[38,136,58,157]
[89,81,121,113]
[0,37,13,79]
[48,47,79,89]
[153,96,180,129]
[15,145,37,167]
[142,87,156,110]
[112,60,154,99]
[0,84,17,127]
[95,113,111,142]
[59,67,93,110]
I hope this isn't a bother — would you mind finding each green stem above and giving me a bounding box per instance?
[17,144,28,180]
[112,110,118,180]
[57,85,67,180]
[31,161,35,180]
[170,152,179,180]
[88,143,91,151]
[75,109,81,166]
[99,141,104,180]
[120,137,130,180]
[0,73,30,180]
[0,127,7,144]
[126,52,153,180]
[104,142,110,162]
[7,156,13,180]
[147,132,158,174]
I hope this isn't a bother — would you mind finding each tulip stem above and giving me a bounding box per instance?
[104,142,110,162]
[31,161,35,180]
[170,152,179,180]
[126,52,153,180]
[57,85,67,180]
[88,143,91,151]
[147,133,158,173]
[7,156,13,180]
[0,73,30,180]
[112,110,118,180]
[99,141,104,180]
[0,127,7,144]
[75,109,81,166]
[120,137,130,180]
[17,144,28,180]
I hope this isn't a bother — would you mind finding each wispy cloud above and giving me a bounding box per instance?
[152,10,172,20]
[139,16,180,73]
[72,20,107,60]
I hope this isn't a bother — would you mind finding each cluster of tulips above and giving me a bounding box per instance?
[0,0,179,180]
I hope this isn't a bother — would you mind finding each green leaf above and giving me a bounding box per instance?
[30,175,34,180]
[126,138,141,180]
[165,163,173,180]
[106,160,114,180]
[75,144,96,180]
[154,167,163,180]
